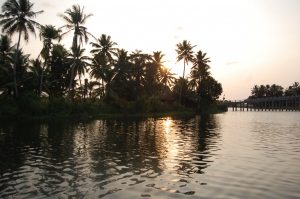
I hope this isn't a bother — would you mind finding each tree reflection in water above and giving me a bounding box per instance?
[0,116,221,198]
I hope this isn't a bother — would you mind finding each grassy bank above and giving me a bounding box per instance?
[0,95,227,121]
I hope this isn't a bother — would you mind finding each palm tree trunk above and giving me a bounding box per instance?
[79,75,83,99]
[13,30,22,98]
[101,79,104,98]
[179,60,186,104]
[68,65,75,98]
[197,78,201,113]
[39,57,48,96]
[72,27,78,49]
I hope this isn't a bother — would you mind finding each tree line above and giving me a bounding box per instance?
[249,82,300,99]
[0,0,222,114]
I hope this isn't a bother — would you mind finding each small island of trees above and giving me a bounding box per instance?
[0,0,224,118]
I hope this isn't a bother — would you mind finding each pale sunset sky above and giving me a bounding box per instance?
[1,0,299,100]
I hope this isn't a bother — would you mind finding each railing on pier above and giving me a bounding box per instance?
[225,95,300,111]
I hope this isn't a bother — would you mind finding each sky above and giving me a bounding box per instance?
[1,0,300,100]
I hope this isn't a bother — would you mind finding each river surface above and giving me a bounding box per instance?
[0,111,300,199]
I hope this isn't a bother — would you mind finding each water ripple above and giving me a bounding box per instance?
[0,113,300,198]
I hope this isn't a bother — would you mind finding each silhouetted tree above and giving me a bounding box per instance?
[68,46,89,98]
[0,35,13,95]
[250,84,284,98]
[48,44,70,97]
[0,0,43,97]
[160,67,175,89]
[190,50,211,110]
[39,25,61,95]
[27,58,42,95]
[130,50,152,99]
[60,4,93,50]
[110,49,132,99]
[285,82,300,96]
[176,40,195,103]
[90,34,117,63]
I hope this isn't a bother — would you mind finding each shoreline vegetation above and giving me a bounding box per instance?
[0,1,226,120]
[248,83,300,99]
[0,96,228,121]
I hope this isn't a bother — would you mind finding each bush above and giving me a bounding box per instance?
[0,97,18,117]
[17,93,47,116]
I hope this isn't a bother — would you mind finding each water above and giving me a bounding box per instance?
[0,111,300,199]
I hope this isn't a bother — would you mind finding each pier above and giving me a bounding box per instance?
[226,96,300,111]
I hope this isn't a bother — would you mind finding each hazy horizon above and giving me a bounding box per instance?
[1,0,299,100]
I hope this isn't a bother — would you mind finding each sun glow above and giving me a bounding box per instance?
[11,0,300,100]
[164,117,172,134]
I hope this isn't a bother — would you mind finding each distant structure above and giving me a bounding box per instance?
[226,96,300,111]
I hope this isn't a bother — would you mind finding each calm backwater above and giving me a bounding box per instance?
[0,111,300,198]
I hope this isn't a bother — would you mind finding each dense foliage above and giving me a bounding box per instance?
[249,82,300,99]
[0,1,224,116]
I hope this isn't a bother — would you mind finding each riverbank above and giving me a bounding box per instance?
[0,96,227,121]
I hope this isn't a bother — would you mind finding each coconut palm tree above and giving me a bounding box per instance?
[90,34,117,62]
[191,50,211,91]
[68,46,89,97]
[90,54,108,92]
[0,0,43,97]
[160,67,175,88]
[0,34,13,94]
[39,25,61,95]
[143,51,165,94]
[0,35,12,72]
[27,58,42,95]
[0,34,12,59]
[90,53,116,98]
[48,44,70,97]
[7,48,30,93]
[114,49,130,80]
[176,40,195,103]
[60,4,93,49]
[152,51,164,81]
[190,50,211,111]
[130,50,152,98]
[112,49,130,84]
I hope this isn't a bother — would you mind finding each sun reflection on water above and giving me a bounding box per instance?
[161,117,181,171]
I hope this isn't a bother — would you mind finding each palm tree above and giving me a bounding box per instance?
[68,46,89,97]
[27,58,42,95]
[7,48,30,93]
[114,49,130,80]
[60,4,93,49]
[48,44,70,97]
[108,49,132,98]
[90,34,117,62]
[269,84,283,97]
[0,34,12,94]
[112,49,130,84]
[143,51,165,94]
[250,85,259,98]
[39,25,61,95]
[191,50,210,91]
[130,50,152,98]
[160,67,175,88]
[0,34,12,59]
[152,51,164,81]
[0,0,43,97]
[190,50,211,111]
[82,79,101,100]
[0,34,12,72]
[90,53,116,98]
[176,40,195,103]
